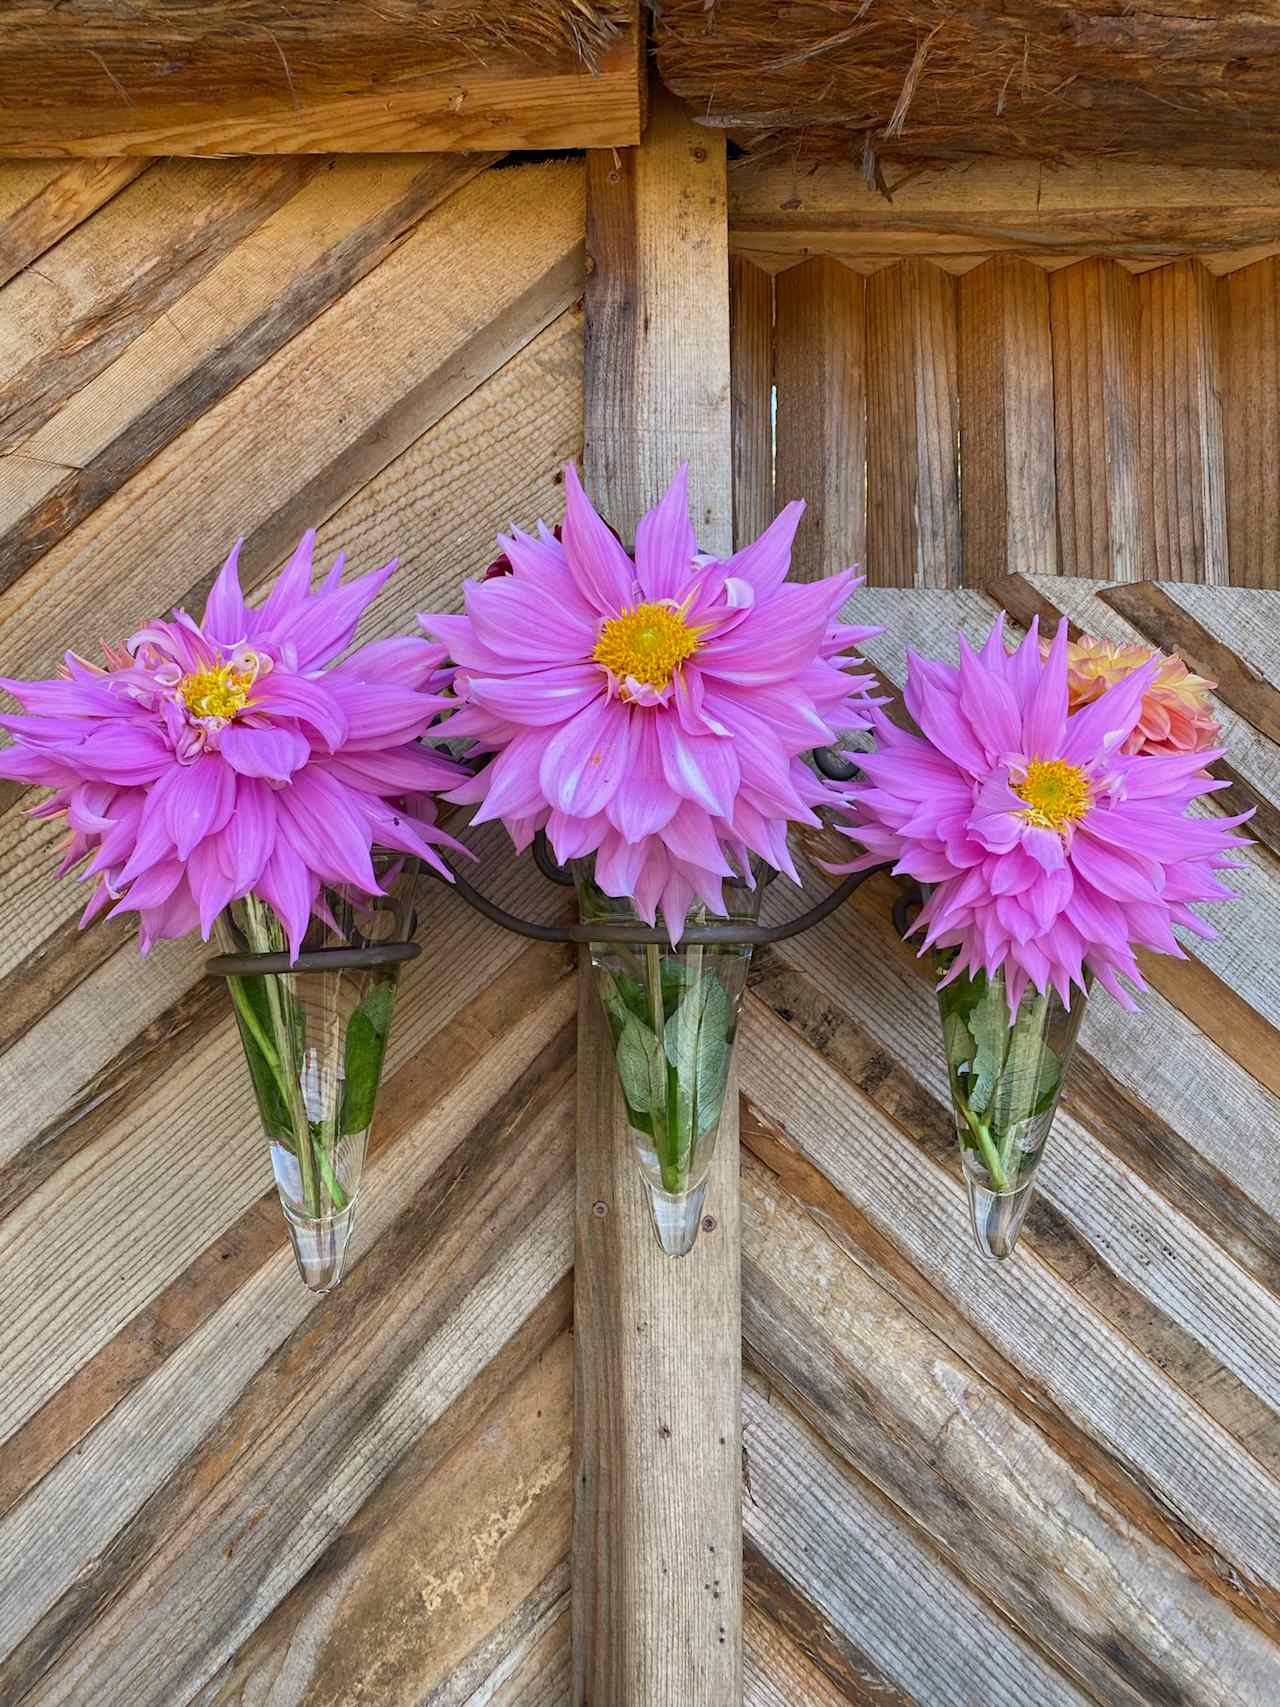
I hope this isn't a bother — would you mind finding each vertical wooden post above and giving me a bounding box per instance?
[1219,256,1277,588]
[575,84,741,1705]
[1050,258,1143,581]
[958,256,1058,582]
[1137,258,1229,584]
[730,256,775,549]
[866,259,961,587]
[774,256,867,582]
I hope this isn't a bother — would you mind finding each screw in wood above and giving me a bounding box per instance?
[592,1199,608,1218]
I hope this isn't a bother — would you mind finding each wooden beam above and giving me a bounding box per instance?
[577,82,741,1705]
[0,3,644,156]
[775,257,866,582]
[728,158,1280,272]
[958,257,1057,581]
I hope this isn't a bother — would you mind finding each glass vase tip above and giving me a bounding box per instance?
[965,1168,1036,1263]
[643,1178,708,1259]
[283,1200,359,1293]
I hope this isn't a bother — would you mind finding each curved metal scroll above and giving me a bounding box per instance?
[207,942,422,977]
[437,857,877,948]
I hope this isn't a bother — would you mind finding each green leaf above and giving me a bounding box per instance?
[966,994,1010,1118]
[615,1016,668,1118]
[992,991,1059,1130]
[599,973,633,1037]
[339,978,398,1136]
[942,1008,976,1073]
[663,972,732,1141]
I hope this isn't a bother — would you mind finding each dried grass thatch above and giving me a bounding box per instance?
[654,0,1280,172]
[0,0,633,111]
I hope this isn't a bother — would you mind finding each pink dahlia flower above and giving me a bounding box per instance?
[420,462,879,935]
[0,534,466,957]
[827,616,1251,1014]
[1058,633,1220,757]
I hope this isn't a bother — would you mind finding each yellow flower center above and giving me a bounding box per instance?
[179,663,253,722]
[1013,758,1091,833]
[592,601,702,692]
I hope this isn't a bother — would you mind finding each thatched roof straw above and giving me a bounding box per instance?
[0,0,633,111]
[654,0,1280,172]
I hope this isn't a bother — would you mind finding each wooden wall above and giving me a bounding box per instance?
[1,150,1279,1706]
[731,158,1280,589]
[0,154,589,1705]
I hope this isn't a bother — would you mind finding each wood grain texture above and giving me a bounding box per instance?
[866,259,960,587]
[0,5,643,156]
[1138,259,1229,583]
[577,80,741,1706]
[0,158,148,290]
[729,157,1280,268]
[775,256,866,582]
[1221,256,1280,588]
[729,256,774,551]
[958,257,1057,581]
[1050,259,1144,580]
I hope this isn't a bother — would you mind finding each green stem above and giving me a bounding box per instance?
[647,943,683,1194]
[243,895,322,1220]
[960,1097,1010,1193]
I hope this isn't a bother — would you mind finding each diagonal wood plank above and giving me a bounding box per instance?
[0,159,148,292]
[0,158,316,456]
[0,827,569,1445]
[0,154,497,591]
[743,1373,1089,1706]
[738,997,1280,1606]
[196,1322,572,1707]
[0,961,575,1675]
[0,1055,576,1702]
[0,941,572,1521]
[742,1152,1280,1705]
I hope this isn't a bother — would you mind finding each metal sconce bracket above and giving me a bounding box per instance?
[433,744,882,949]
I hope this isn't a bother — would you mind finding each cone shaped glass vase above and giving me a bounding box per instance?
[575,858,763,1258]
[215,856,418,1293]
[938,964,1088,1262]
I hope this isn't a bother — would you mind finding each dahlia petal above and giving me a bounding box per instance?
[714,501,805,600]
[657,716,740,818]
[463,577,597,665]
[257,532,317,629]
[276,768,378,892]
[1021,622,1069,759]
[264,562,397,669]
[1070,831,1163,901]
[1061,654,1161,764]
[634,462,697,602]
[468,667,604,728]
[255,842,317,961]
[561,462,636,615]
[164,754,235,861]
[203,540,248,645]
[218,724,310,780]
[217,777,275,893]
[539,696,634,818]
[249,675,348,751]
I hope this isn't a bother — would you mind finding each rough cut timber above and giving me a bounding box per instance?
[728,157,1280,275]
[657,0,1280,172]
[0,0,643,155]
[577,82,742,1706]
